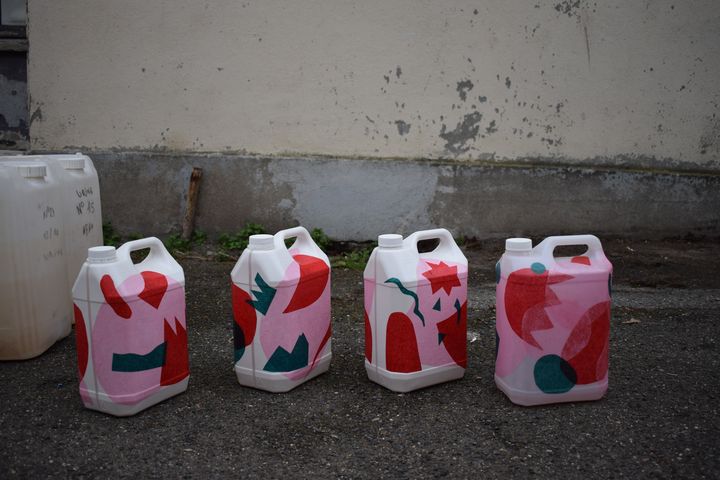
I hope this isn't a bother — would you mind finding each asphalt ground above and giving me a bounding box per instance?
[1,237,719,479]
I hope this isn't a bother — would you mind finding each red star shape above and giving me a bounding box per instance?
[422,261,461,295]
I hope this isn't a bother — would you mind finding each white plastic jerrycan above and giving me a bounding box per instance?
[364,229,468,392]
[0,162,72,360]
[230,226,332,392]
[1,154,103,326]
[495,235,613,406]
[72,238,189,416]
[0,153,103,291]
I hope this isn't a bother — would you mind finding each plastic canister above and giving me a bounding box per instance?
[0,153,103,290]
[364,229,468,392]
[72,238,189,416]
[0,162,72,359]
[230,226,332,392]
[495,235,613,406]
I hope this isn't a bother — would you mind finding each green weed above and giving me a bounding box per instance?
[164,230,208,256]
[102,221,122,248]
[310,228,331,251]
[332,246,374,270]
[218,223,266,252]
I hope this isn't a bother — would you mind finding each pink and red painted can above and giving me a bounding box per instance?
[72,238,189,416]
[230,227,332,392]
[495,236,613,406]
[364,229,468,392]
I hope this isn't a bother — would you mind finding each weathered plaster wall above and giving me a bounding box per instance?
[27,0,720,170]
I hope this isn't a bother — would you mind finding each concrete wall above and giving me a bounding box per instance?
[92,152,720,240]
[25,1,720,239]
[27,0,720,170]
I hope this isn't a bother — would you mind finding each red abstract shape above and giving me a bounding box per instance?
[284,255,330,313]
[571,256,591,266]
[562,301,610,384]
[100,274,132,319]
[74,304,89,380]
[232,283,257,346]
[309,322,332,372]
[385,312,421,373]
[138,271,168,309]
[364,309,372,362]
[437,301,467,368]
[504,269,573,348]
[160,317,189,386]
[422,261,461,295]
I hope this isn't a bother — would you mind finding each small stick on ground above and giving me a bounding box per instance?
[181,167,203,241]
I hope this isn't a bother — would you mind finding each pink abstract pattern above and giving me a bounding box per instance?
[382,259,468,373]
[496,258,611,395]
[89,272,189,406]
[232,253,331,380]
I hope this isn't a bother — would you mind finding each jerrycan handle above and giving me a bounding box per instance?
[535,235,605,263]
[405,228,458,256]
[117,237,175,268]
[273,226,314,252]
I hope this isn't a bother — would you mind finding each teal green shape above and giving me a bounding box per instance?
[432,298,441,311]
[385,278,425,326]
[112,342,166,372]
[438,332,446,344]
[263,334,309,372]
[250,273,276,315]
[495,261,501,284]
[531,262,546,274]
[533,354,577,394]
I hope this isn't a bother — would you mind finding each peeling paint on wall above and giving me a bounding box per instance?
[395,120,411,136]
[456,80,474,102]
[439,112,483,155]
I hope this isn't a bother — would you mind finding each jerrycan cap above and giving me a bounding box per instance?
[248,234,273,250]
[59,157,85,170]
[505,238,532,253]
[87,246,117,263]
[378,234,403,248]
[16,164,46,178]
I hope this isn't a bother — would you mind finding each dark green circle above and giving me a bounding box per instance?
[534,354,577,394]
[531,262,546,274]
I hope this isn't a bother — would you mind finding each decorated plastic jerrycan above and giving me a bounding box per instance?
[0,162,72,360]
[72,238,189,416]
[230,226,332,392]
[495,235,613,406]
[364,229,468,392]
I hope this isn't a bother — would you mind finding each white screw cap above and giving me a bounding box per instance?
[378,234,403,248]
[87,246,117,263]
[16,164,46,178]
[248,234,273,250]
[505,238,532,252]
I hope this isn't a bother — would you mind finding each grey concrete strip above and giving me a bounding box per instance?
[64,152,720,240]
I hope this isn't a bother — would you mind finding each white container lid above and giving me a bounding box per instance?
[505,238,532,252]
[16,164,46,178]
[378,234,403,248]
[248,234,273,250]
[87,246,117,263]
[59,157,85,170]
